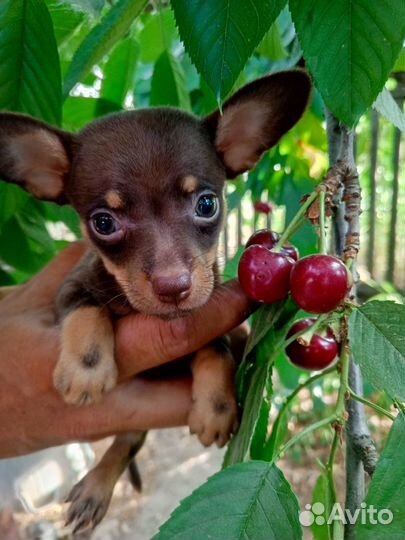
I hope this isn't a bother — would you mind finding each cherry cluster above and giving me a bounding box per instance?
[238,230,352,371]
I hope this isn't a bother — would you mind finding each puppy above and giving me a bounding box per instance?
[0,70,310,532]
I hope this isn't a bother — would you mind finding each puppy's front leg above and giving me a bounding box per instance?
[53,306,118,406]
[189,341,239,448]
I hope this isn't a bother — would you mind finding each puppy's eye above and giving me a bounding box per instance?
[90,211,123,240]
[195,194,218,219]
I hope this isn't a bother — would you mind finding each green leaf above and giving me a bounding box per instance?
[374,88,405,132]
[16,212,55,253]
[244,303,286,358]
[0,184,29,225]
[0,266,16,286]
[139,9,177,63]
[154,461,302,540]
[257,22,288,61]
[277,174,318,258]
[349,301,405,401]
[394,49,405,72]
[0,217,45,274]
[289,0,405,126]
[225,334,275,467]
[0,0,62,124]
[44,203,82,238]
[63,0,147,99]
[46,0,84,45]
[150,51,191,110]
[311,473,334,540]
[356,414,405,540]
[101,37,139,107]
[223,246,244,281]
[262,400,289,461]
[171,0,287,101]
[65,0,104,18]
[63,96,121,131]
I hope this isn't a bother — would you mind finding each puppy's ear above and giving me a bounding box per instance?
[0,113,73,202]
[204,70,311,178]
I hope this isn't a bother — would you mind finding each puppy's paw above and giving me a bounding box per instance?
[189,343,239,448]
[53,347,117,406]
[188,391,239,448]
[65,471,113,533]
[54,306,117,406]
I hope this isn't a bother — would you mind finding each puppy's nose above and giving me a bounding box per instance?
[151,272,191,303]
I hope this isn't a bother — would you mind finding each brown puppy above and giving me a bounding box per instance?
[0,70,310,532]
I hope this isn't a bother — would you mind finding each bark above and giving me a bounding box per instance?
[325,110,378,540]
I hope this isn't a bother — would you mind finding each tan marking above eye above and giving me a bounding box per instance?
[105,189,124,209]
[182,175,199,193]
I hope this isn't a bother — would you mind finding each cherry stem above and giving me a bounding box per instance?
[265,365,337,455]
[277,415,336,459]
[275,190,319,250]
[319,188,327,255]
[326,429,340,508]
[277,328,351,460]
[349,390,395,421]
[393,399,405,415]
[281,314,328,351]
[335,339,350,420]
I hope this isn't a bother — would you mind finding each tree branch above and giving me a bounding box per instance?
[325,110,378,540]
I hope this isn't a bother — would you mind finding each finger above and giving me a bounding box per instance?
[116,280,253,379]
[65,377,192,441]
[4,242,87,311]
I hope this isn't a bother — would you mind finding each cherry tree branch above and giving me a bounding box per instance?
[325,110,378,540]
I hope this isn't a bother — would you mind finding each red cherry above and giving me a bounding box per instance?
[254,201,272,214]
[281,244,299,261]
[286,319,339,370]
[290,255,351,314]
[238,245,295,303]
[246,230,299,262]
[246,229,280,250]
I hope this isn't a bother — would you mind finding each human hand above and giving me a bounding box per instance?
[0,243,252,457]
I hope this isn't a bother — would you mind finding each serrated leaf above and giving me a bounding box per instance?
[150,51,191,110]
[171,0,287,101]
[154,461,302,540]
[374,88,405,132]
[0,0,62,124]
[356,414,405,540]
[101,37,139,107]
[289,0,405,126]
[63,0,147,99]
[349,301,405,401]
